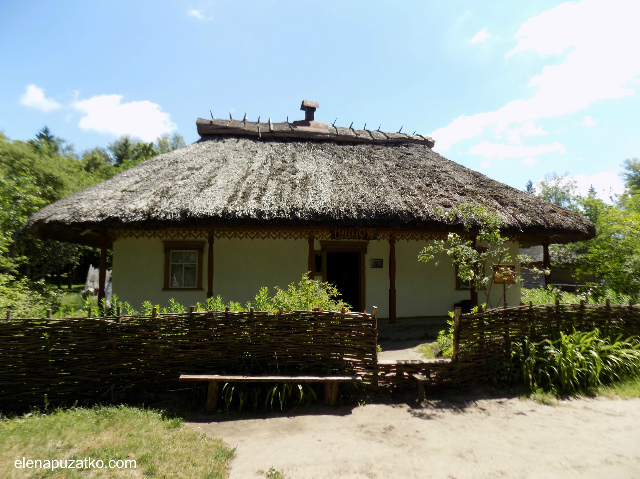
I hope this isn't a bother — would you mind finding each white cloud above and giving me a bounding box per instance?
[582,115,596,126]
[19,84,62,112]
[471,28,491,44]
[522,157,537,165]
[480,161,490,169]
[431,0,640,152]
[188,8,212,21]
[73,94,176,141]
[570,171,624,200]
[468,141,565,160]
[504,120,548,145]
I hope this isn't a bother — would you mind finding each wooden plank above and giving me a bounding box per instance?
[206,381,218,412]
[180,374,361,383]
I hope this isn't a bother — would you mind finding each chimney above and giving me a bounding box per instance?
[293,99,328,133]
[301,100,318,121]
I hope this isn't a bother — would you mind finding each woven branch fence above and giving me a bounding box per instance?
[449,301,640,383]
[0,309,377,411]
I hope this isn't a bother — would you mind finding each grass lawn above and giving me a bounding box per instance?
[0,406,234,478]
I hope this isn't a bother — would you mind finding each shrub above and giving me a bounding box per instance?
[494,329,640,396]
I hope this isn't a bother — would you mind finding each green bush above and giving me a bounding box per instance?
[494,329,640,396]
[0,273,60,318]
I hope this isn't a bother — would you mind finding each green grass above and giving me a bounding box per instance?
[0,405,234,478]
[598,376,640,399]
[521,286,632,306]
[417,343,440,359]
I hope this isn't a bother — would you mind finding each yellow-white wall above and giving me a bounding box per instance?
[113,235,520,317]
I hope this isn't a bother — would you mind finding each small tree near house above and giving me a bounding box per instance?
[417,204,546,310]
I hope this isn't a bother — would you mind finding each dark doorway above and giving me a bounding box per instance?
[326,252,360,311]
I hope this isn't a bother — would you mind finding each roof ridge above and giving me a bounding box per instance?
[196,118,435,148]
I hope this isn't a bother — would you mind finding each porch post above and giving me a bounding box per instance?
[307,235,314,279]
[207,232,214,298]
[389,236,396,324]
[98,235,107,309]
[543,241,551,287]
[470,236,478,308]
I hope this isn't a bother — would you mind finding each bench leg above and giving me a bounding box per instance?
[416,381,425,402]
[324,382,339,406]
[206,381,219,413]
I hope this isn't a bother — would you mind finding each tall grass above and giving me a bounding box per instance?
[495,329,640,396]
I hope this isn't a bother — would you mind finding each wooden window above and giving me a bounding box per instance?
[163,241,204,290]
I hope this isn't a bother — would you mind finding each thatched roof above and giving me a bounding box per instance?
[26,116,595,247]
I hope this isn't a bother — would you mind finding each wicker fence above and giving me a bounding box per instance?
[452,302,640,379]
[0,309,377,411]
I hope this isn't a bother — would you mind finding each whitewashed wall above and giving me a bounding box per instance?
[113,236,520,317]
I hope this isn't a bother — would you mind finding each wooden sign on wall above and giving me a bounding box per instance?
[331,227,377,241]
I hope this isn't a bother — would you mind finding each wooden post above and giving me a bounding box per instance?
[543,242,551,287]
[452,306,461,362]
[206,381,219,413]
[207,232,214,298]
[307,235,315,280]
[116,305,122,323]
[388,236,397,324]
[372,306,378,364]
[190,306,196,314]
[6,309,11,321]
[152,306,157,318]
[98,237,107,308]
[46,309,52,319]
[87,307,92,319]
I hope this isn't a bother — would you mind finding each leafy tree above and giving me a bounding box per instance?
[418,204,534,309]
[525,180,534,194]
[621,158,640,195]
[533,172,579,210]
[156,133,186,154]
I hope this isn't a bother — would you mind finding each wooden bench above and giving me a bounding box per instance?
[179,374,362,412]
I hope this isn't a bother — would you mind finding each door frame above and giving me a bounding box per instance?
[319,241,368,312]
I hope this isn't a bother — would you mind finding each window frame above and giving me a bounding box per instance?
[163,240,205,291]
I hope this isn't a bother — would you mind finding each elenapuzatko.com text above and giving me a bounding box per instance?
[14,457,136,470]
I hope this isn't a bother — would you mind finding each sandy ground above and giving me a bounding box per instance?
[189,394,640,479]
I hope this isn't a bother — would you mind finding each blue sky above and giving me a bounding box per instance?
[1,0,639,199]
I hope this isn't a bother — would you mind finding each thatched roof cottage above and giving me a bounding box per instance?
[26,100,595,320]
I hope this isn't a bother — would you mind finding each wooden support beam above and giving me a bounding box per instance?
[207,232,214,298]
[97,237,107,308]
[543,241,551,287]
[452,306,462,362]
[307,235,315,279]
[389,236,397,324]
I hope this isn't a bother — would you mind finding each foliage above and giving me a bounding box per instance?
[221,382,317,413]
[494,329,640,396]
[521,285,631,306]
[0,274,60,318]
[0,405,234,478]
[529,172,579,210]
[418,204,536,309]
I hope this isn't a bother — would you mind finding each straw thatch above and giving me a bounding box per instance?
[26,117,595,247]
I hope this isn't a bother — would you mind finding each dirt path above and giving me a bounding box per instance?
[189,395,640,479]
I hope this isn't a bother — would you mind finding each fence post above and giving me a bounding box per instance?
[87,307,92,319]
[6,309,11,321]
[452,306,462,362]
[46,309,52,319]
[189,306,196,315]
[116,306,122,324]
[152,306,157,318]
